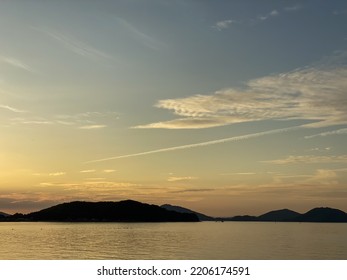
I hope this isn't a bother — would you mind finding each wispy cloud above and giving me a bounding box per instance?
[264,155,347,165]
[10,117,53,125]
[103,169,116,173]
[258,10,279,21]
[0,104,27,113]
[306,169,338,185]
[333,9,347,16]
[80,170,96,173]
[86,125,302,163]
[221,172,257,176]
[79,124,107,130]
[9,111,117,129]
[49,172,66,176]
[167,176,197,182]
[34,27,114,61]
[305,128,347,139]
[0,56,35,73]
[116,18,164,51]
[56,111,118,128]
[135,52,347,129]
[284,5,301,12]
[213,20,234,31]
[84,177,106,181]
[214,6,298,30]
[308,147,332,152]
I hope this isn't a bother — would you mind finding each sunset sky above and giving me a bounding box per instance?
[1,0,347,216]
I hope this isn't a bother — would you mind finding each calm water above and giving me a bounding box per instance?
[0,222,346,259]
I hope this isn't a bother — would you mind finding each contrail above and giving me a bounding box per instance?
[85,125,303,163]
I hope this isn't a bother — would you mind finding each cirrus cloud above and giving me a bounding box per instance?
[264,155,347,165]
[135,53,347,130]
[167,176,197,182]
[214,20,234,31]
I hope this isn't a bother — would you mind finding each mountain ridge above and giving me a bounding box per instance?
[0,200,199,222]
[160,204,215,221]
[1,201,346,223]
[220,207,347,223]
[0,211,10,217]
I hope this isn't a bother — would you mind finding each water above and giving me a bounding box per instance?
[0,222,346,259]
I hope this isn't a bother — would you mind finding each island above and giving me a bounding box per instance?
[1,200,347,223]
[0,200,199,222]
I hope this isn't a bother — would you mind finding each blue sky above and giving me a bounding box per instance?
[1,0,347,216]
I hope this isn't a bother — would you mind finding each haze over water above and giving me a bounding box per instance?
[1,222,346,260]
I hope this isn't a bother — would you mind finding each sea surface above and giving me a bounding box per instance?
[0,222,346,259]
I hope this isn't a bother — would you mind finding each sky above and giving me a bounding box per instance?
[1,0,347,216]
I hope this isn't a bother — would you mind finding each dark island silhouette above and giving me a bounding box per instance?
[0,211,10,218]
[1,200,347,223]
[217,207,347,223]
[0,212,11,222]
[258,209,300,221]
[160,204,347,223]
[222,209,300,222]
[161,204,215,221]
[0,200,199,222]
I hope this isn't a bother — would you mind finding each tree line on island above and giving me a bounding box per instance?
[1,200,347,223]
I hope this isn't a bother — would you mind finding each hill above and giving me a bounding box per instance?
[227,215,259,221]
[218,207,347,223]
[161,204,214,221]
[1,202,346,223]
[295,207,347,223]
[258,209,300,221]
[25,200,199,222]
[0,211,10,217]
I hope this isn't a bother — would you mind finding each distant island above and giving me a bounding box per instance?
[1,200,347,223]
[0,211,10,218]
[0,200,199,222]
[161,204,347,223]
[220,207,347,223]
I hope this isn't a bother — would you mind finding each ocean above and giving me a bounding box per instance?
[1,221,346,259]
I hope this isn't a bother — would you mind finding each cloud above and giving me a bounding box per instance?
[258,10,279,21]
[48,172,66,176]
[171,188,214,194]
[7,111,118,129]
[0,56,35,73]
[0,104,27,113]
[308,147,332,152]
[56,111,118,128]
[222,172,257,176]
[79,124,107,129]
[305,128,347,139]
[214,20,233,31]
[9,117,53,125]
[264,155,347,165]
[103,169,116,173]
[35,27,114,61]
[80,170,96,173]
[306,169,338,185]
[333,9,347,16]
[273,168,340,186]
[85,125,301,163]
[167,176,197,182]
[19,120,53,125]
[116,18,165,51]
[284,5,301,12]
[135,53,347,129]
[84,177,106,181]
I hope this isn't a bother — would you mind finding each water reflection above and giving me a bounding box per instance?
[0,222,346,259]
